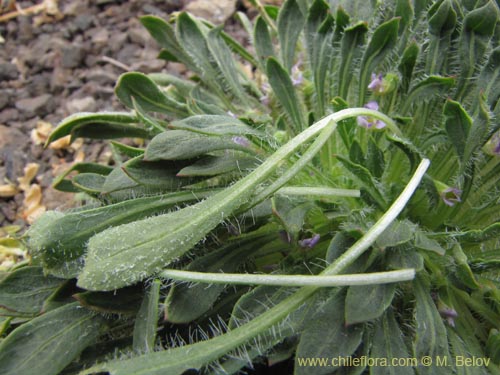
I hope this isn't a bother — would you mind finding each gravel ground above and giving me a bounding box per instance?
[0,0,253,229]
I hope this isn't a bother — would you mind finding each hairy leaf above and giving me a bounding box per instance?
[345,283,396,325]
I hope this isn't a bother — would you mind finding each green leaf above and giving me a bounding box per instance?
[458,222,500,243]
[402,75,455,112]
[0,303,107,375]
[398,40,419,93]
[165,238,265,323]
[254,16,276,68]
[47,112,140,145]
[177,153,259,177]
[452,243,480,289]
[366,138,385,179]
[206,27,247,102]
[385,133,422,172]
[336,155,387,210]
[71,173,106,194]
[332,96,357,149]
[443,99,472,160]
[169,114,263,136]
[387,247,424,272]
[27,191,212,278]
[477,47,500,109]
[277,0,306,71]
[0,267,63,315]
[133,279,161,353]
[395,0,414,33]
[295,291,364,374]
[376,220,414,249]
[358,18,400,105]
[144,130,254,161]
[122,156,200,189]
[414,231,445,255]
[140,15,196,71]
[370,309,413,375]
[338,22,368,99]
[427,0,457,37]
[306,2,335,116]
[345,283,396,325]
[52,162,113,192]
[148,73,196,96]
[413,277,451,375]
[115,72,188,117]
[74,286,143,314]
[266,57,305,132]
[109,141,145,158]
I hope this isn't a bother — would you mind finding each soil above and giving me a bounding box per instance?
[0,0,253,230]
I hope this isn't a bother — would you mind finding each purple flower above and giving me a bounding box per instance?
[440,187,462,207]
[299,234,320,249]
[232,136,250,147]
[291,62,303,86]
[439,306,458,327]
[356,101,386,129]
[368,73,384,93]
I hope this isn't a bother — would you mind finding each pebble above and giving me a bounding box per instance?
[0,108,19,123]
[74,14,95,32]
[15,94,55,117]
[66,96,97,113]
[61,44,84,69]
[185,0,237,24]
[0,63,19,81]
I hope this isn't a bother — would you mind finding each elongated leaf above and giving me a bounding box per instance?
[206,27,246,102]
[414,231,445,255]
[443,99,472,160]
[148,73,196,96]
[457,1,498,97]
[358,18,400,105]
[71,173,106,194]
[140,15,196,71]
[177,153,259,177]
[277,0,306,71]
[74,285,143,314]
[336,155,387,210]
[477,47,500,110]
[27,191,211,278]
[109,141,145,158]
[144,130,254,161]
[345,283,396,325]
[115,72,188,117]
[425,0,456,74]
[338,22,368,99]
[402,75,455,112]
[395,0,414,33]
[266,57,305,132]
[47,112,140,145]
[176,12,222,90]
[398,40,419,93]
[370,309,413,375]
[413,277,451,375]
[0,303,107,375]
[295,291,364,374]
[254,16,275,67]
[133,279,161,353]
[52,162,113,192]
[458,222,500,243]
[169,114,263,136]
[0,267,63,315]
[376,220,414,249]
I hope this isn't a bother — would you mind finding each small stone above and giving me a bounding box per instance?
[91,28,109,45]
[61,45,84,69]
[0,63,19,80]
[0,95,8,110]
[74,14,94,31]
[0,108,19,123]
[66,96,97,113]
[108,33,128,53]
[15,94,55,117]
[184,0,237,24]
[128,23,150,46]
[86,68,116,85]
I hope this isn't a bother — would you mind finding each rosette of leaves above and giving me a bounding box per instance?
[1,0,500,374]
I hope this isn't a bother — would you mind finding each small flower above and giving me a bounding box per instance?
[232,136,250,147]
[291,61,303,86]
[299,233,320,249]
[227,110,237,118]
[439,305,458,327]
[356,101,386,129]
[483,131,500,156]
[441,187,462,207]
[433,180,462,207]
[368,73,384,93]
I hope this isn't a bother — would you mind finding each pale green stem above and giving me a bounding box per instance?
[247,0,278,33]
[277,186,360,198]
[160,268,415,287]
